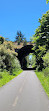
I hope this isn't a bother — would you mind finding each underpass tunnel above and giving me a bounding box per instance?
[15,45,36,70]
[20,57,27,70]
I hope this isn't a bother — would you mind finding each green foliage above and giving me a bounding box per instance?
[15,31,27,45]
[25,56,29,67]
[42,51,49,67]
[0,47,21,73]
[46,0,49,4]
[30,37,33,44]
[6,41,13,50]
[0,37,23,86]
[0,36,4,44]
[0,37,21,74]
[9,57,21,74]
[32,10,49,97]
[0,74,2,79]
[0,35,22,88]
[15,31,24,45]
[18,36,22,45]
[0,55,6,71]
[25,54,36,68]
[36,71,49,97]
[32,10,49,70]
[23,38,27,46]
[43,67,49,77]
[0,70,23,87]
[31,55,36,68]
[33,11,49,48]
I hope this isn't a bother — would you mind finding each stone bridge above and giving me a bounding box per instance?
[14,42,35,69]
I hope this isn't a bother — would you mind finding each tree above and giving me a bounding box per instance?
[32,10,49,70]
[46,0,49,3]
[0,36,4,44]
[15,31,24,45]
[23,38,27,46]
[30,36,33,44]
[0,37,21,73]
[42,50,49,67]
[17,36,21,45]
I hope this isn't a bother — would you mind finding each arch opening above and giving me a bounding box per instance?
[15,45,36,70]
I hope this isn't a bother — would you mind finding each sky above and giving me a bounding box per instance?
[0,0,49,41]
[29,54,32,60]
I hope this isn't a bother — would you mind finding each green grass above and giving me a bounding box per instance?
[0,69,23,87]
[35,71,49,98]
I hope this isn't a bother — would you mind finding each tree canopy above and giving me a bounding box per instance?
[15,31,24,45]
[0,36,21,73]
[32,10,49,70]
[46,0,49,4]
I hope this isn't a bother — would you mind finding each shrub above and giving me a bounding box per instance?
[0,36,4,44]
[42,51,49,67]
[42,67,49,77]
[0,40,21,74]
[0,74,3,79]
[0,55,6,71]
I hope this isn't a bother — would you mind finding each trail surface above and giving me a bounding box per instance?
[0,71,49,111]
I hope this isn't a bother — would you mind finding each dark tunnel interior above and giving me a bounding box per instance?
[15,45,36,70]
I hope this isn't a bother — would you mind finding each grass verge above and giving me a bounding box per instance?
[0,69,23,87]
[35,71,49,98]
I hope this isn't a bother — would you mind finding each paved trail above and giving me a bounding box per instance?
[0,71,49,111]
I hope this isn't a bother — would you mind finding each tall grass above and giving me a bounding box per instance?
[0,70,23,87]
[35,69,49,97]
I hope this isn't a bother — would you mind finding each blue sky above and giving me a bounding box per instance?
[0,0,49,41]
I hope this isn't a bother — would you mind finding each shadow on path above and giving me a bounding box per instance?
[23,67,36,70]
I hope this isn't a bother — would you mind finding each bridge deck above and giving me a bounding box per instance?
[14,42,34,49]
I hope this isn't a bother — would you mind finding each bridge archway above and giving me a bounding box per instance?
[15,45,36,69]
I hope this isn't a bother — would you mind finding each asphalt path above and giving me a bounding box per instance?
[0,71,49,111]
